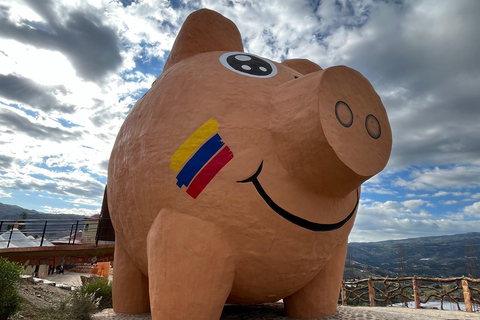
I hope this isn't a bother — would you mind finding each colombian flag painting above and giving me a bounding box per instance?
[170,118,234,199]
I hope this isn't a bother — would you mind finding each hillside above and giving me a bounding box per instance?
[345,232,480,278]
[0,202,86,221]
[0,202,92,239]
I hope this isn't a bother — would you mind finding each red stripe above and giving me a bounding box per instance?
[186,146,234,199]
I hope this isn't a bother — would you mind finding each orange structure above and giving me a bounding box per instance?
[106,9,392,320]
[96,261,110,281]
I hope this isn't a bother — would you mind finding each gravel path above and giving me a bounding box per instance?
[93,303,480,320]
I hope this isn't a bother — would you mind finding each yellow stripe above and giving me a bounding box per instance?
[170,118,219,171]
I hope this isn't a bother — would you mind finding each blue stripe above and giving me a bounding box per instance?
[176,133,224,188]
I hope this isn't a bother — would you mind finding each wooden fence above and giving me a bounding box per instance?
[341,276,480,312]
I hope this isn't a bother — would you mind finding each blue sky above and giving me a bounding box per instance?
[0,0,479,242]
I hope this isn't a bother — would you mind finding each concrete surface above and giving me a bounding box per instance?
[93,304,480,320]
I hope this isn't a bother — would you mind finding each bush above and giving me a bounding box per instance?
[34,292,99,320]
[34,299,72,320]
[79,278,112,310]
[35,278,109,320]
[0,257,23,320]
[68,290,100,320]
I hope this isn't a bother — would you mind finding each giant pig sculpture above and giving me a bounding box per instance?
[106,8,392,320]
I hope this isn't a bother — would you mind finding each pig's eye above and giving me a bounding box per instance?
[219,52,277,78]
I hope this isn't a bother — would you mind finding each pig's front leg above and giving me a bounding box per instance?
[283,240,348,319]
[147,208,235,320]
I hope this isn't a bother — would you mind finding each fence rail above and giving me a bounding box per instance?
[342,276,480,312]
[0,218,113,249]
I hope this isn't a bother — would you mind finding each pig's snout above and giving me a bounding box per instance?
[270,66,392,197]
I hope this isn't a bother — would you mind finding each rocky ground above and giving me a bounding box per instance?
[18,276,72,308]
[11,276,73,319]
[11,273,480,320]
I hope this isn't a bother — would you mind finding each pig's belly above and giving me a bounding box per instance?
[226,249,330,304]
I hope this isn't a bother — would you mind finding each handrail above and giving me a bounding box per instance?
[0,218,113,249]
[341,276,480,312]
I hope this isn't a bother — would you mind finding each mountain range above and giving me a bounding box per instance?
[345,232,480,279]
[0,202,90,240]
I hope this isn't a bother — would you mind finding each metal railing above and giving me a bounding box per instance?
[0,218,114,249]
[341,276,480,312]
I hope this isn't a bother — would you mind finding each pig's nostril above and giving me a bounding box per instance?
[365,114,381,139]
[335,101,353,128]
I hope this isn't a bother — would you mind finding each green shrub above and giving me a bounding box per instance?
[36,278,108,320]
[79,278,112,310]
[68,290,100,320]
[34,291,99,320]
[0,257,23,320]
[34,299,72,320]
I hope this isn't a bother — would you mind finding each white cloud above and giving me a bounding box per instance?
[405,193,429,198]
[394,177,434,191]
[66,197,102,207]
[462,202,480,218]
[361,186,397,195]
[433,191,470,197]
[0,39,77,86]
[42,205,98,216]
[395,166,480,191]
[402,199,431,210]
[467,193,480,201]
[0,190,12,198]
[0,162,104,199]
[443,200,459,205]
[350,200,479,242]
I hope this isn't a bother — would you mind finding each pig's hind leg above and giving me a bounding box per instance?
[112,237,151,313]
[283,240,348,318]
[147,208,235,320]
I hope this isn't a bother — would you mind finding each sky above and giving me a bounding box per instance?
[0,0,479,242]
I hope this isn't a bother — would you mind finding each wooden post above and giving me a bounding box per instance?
[413,276,421,309]
[368,277,376,307]
[462,279,472,312]
[341,281,347,306]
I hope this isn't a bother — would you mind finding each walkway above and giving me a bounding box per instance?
[93,303,480,319]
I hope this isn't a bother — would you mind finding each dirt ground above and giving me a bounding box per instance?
[19,276,72,308]
[10,271,105,319]
[10,276,73,319]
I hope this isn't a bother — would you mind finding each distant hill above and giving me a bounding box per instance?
[345,232,480,279]
[0,202,92,240]
[0,202,86,221]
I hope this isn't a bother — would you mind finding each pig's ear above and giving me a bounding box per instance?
[281,59,322,75]
[163,9,244,71]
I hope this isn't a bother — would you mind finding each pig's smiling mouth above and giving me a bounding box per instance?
[237,161,359,232]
